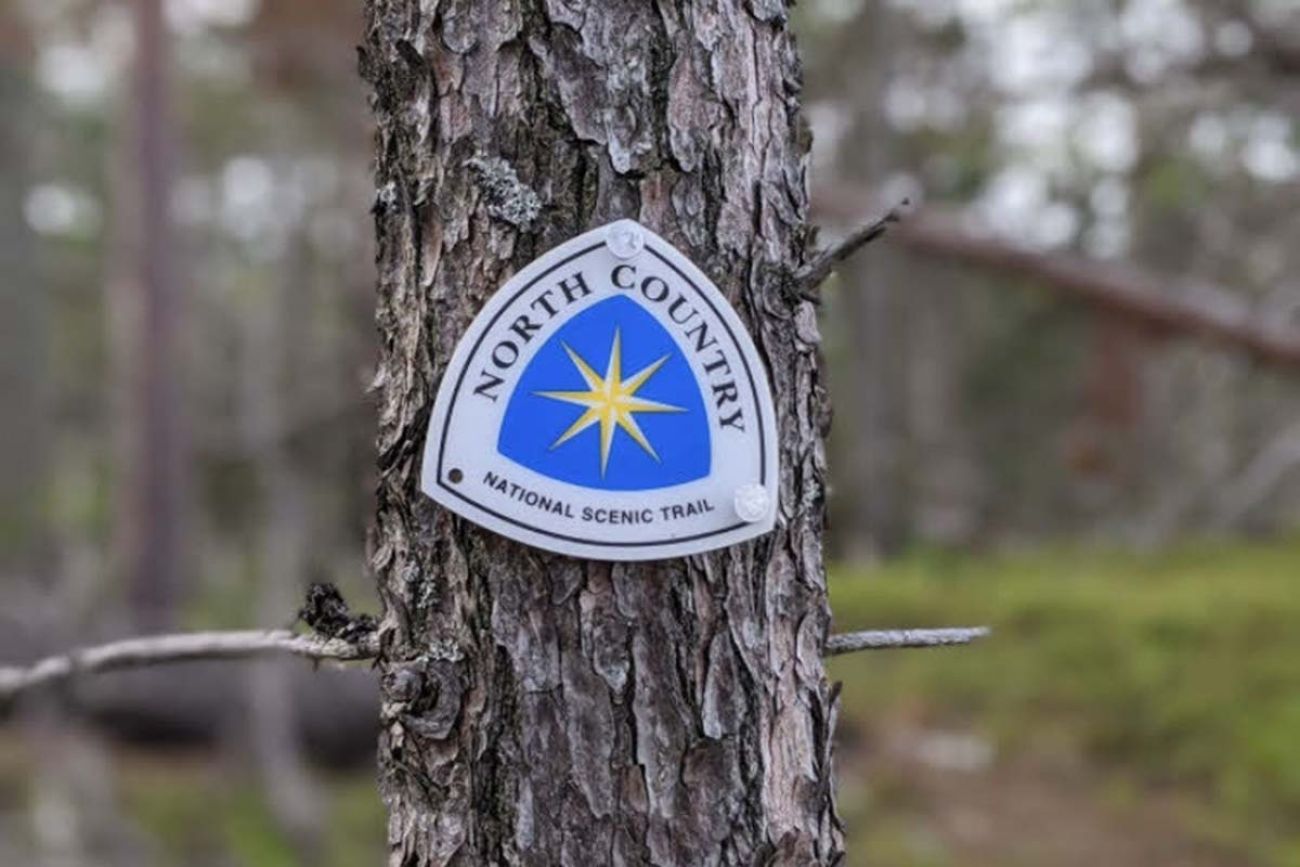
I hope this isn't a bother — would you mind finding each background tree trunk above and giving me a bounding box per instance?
[116,0,185,629]
[0,13,46,578]
[360,1,841,864]
[242,219,323,860]
[829,0,903,560]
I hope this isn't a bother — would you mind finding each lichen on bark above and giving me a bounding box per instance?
[360,1,841,863]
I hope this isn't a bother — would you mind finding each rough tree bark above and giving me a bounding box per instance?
[361,2,840,865]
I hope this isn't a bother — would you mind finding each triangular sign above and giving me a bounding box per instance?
[421,220,778,561]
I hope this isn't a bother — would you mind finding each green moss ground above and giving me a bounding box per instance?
[828,539,1300,866]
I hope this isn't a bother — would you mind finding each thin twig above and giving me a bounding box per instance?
[0,623,987,701]
[0,630,378,703]
[824,626,991,656]
[798,199,910,297]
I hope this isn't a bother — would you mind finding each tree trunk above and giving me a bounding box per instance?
[0,19,46,576]
[360,2,841,865]
[243,220,322,859]
[119,0,185,628]
[832,0,903,560]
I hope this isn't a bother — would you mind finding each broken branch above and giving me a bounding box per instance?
[797,199,909,297]
[1,623,987,701]
[0,630,378,703]
[825,626,991,656]
[892,216,1300,370]
[812,185,1300,370]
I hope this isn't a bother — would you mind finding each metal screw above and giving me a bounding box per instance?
[606,221,645,260]
[734,484,770,523]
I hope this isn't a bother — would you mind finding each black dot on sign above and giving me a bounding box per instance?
[448,468,464,484]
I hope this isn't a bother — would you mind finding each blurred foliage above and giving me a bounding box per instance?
[122,765,385,867]
[2,542,1293,866]
[0,741,388,867]
[829,539,1300,865]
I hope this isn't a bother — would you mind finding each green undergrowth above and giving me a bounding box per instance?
[119,759,386,867]
[828,538,1300,866]
[3,540,1297,865]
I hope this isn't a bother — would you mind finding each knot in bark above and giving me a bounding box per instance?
[390,658,465,742]
[384,665,425,703]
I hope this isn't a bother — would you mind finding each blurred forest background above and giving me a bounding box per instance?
[2,0,1299,865]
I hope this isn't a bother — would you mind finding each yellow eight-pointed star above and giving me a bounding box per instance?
[535,329,684,476]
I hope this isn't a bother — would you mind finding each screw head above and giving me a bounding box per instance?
[606,221,645,260]
[734,484,770,523]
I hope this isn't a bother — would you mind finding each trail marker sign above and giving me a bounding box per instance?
[421,220,778,561]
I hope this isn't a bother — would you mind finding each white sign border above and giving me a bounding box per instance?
[420,220,779,561]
